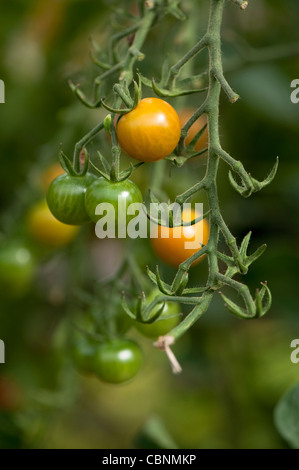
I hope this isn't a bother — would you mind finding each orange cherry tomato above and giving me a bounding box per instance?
[116,98,181,162]
[150,208,209,267]
[27,200,78,246]
[179,108,208,152]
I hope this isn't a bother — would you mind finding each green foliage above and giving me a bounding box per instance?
[274,383,299,449]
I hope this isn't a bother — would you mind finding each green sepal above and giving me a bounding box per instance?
[220,292,248,319]
[152,78,207,98]
[59,150,77,177]
[96,150,111,175]
[89,49,111,70]
[118,162,144,182]
[146,266,173,295]
[68,80,102,109]
[217,251,235,267]
[240,231,252,257]
[101,98,132,114]
[255,282,272,318]
[229,157,279,198]
[88,158,110,181]
[121,292,136,320]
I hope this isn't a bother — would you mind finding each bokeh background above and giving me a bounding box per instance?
[0,0,298,449]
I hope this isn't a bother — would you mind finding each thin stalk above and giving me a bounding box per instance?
[73,121,104,173]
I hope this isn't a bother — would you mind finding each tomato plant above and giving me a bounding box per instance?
[27,200,78,246]
[150,208,209,267]
[91,339,143,384]
[85,177,143,226]
[116,98,181,162]
[47,173,96,225]
[134,289,181,338]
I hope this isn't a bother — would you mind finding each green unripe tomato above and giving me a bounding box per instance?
[134,290,181,338]
[47,173,97,225]
[0,241,36,295]
[84,178,143,231]
[91,339,142,384]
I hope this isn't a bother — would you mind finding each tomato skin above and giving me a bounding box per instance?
[27,200,78,246]
[92,340,142,384]
[116,98,181,162]
[47,173,97,225]
[134,289,181,338]
[0,241,36,295]
[85,177,143,225]
[179,108,208,152]
[151,208,209,267]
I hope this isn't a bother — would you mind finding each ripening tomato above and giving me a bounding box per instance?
[150,208,209,267]
[27,200,78,246]
[47,173,96,225]
[134,289,181,338]
[92,339,142,384]
[85,177,143,227]
[116,98,181,162]
[0,241,36,295]
[179,108,208,152]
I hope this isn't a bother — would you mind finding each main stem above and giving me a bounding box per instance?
[166,0,226,342]
[205,0,223,285]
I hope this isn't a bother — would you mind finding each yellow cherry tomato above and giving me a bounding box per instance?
[150,208,209,267]
[116,97,181,162]
[179,108,208,152]
[27,200,78,246]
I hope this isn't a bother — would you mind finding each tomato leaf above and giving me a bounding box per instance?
[274,383,299,449]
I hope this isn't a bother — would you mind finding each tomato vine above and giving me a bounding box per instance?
[63,0,280,373]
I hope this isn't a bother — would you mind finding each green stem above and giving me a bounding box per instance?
[169,292,213,341]
[166,36,208,89]
[73,121,104,173]
[165,0,226,342]
[109,22,141,64]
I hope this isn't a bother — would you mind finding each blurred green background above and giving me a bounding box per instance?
[0,0,299,449]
